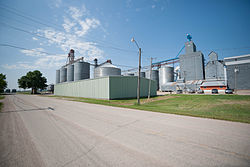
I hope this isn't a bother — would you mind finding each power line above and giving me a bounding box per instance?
[203,46,250,52]
[0,21,136,53]
[113,64,136,68]
[0,14,41,29]
[0,5,64,31]
[0,22,53,41]
[0,43,59,56]
[0,4,136,53]
[0,43,137,69]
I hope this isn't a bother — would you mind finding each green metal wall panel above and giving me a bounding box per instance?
[54,76,157,100]
[54,77,109,99]
[109,76,157,99]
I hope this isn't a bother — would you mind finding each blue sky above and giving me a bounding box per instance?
[0,0,250,89]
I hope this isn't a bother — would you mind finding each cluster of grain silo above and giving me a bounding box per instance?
[54,52,157,99]
[55,49,90,84]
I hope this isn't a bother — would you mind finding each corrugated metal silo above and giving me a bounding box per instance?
[56,69,60,84]
[74,61,90,81]
[135,71,146,78]
[146,69,159,89]
[60,67,67,82]
[159,66,174,90]
[67,64,74,82]
[94,63,121,78]
[125,73,134,76]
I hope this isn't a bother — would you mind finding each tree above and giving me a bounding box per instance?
[0,73,7,93]
[18,70,47,94]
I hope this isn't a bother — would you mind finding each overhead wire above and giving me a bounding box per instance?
[0,43,136,68]
[2,4,250,68]
[0,4,137,53]
[0,43,60,55]
[0,5,64,31]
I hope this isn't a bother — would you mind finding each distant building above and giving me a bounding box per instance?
[200,80,226,93]
[224,54,250,90]
[47,84,54,93]
[179,41,205,81]
[205,51,225,80]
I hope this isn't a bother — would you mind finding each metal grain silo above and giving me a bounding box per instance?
[146,69,159,90]
[67,64,74,82]
[135,71,145,78]
[74,61,90,81]
[94,63,121,78]
[56,69,60,84]
[60,67,67,82]
[159,66,174,90]
[125,73,134,76]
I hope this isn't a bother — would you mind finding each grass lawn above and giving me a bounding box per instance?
[17,91,32,94]
[48,94,250,123]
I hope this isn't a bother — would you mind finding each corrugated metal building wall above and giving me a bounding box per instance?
[179,41,205,81]
[224,54,250,90]
[54,76,157,99]
[205,51,225,80]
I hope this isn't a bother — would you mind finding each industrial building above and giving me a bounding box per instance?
[55,76,156,99]
[155,34,250,94]
[54,50,157,99]
[224,54,250,90]
[55,35,250,96]
[179,40,205,81]
[205,51,225,80]
[200,80,226,93]
[159,36,205,92]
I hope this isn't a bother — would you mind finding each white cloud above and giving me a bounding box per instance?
[76,18,100,37]
[68,6,86,20]
[4,6,104,70]
[1,64,17,69]
[2,53,66,70]
[62,17,76,32]
[1,62,36,70]
[152,5,156,9]
[37,6,103,61]
[49,0,62,8]
[20,48,47,57]
[55,0,62,8]
[32,37,38,40]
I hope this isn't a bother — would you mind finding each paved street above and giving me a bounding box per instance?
[0,94,250,167]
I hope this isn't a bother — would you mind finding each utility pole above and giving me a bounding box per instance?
[131,37,141,105]
[148,57,156,99]
[184,71,186,93]
[138,48,141,105]
[148,57,153,100]
[234,67,239,94]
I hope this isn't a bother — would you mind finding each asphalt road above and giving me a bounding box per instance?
[0,94,250,167]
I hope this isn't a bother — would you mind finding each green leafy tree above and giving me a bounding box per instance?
[0,73,7,93]
[18,70,47,94]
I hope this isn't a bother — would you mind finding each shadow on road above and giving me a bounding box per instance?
[0,107,54,114]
